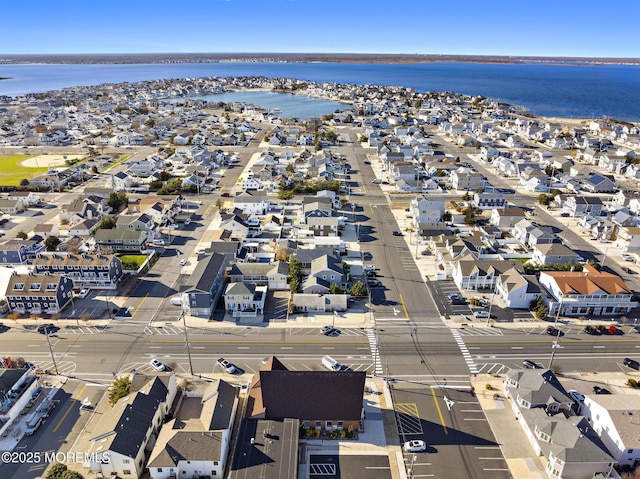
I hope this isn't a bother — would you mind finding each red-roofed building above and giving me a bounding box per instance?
[539,264,637,317]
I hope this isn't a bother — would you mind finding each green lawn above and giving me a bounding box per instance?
[0,155,50,186]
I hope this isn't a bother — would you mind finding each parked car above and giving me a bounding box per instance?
[546,326,563,337]
[607,325,622,335]
[593,386,612,395]
[523,359,540,369]
[37,323,56,335]
[216,357,237,374]
[78,288,90,299]
[149,359,166,372]
[392,230,402,236]
[363,159,371,164]
[622,254,635,262]
[179,259,187,266]
[371,178,382,184]
[624,358,640,370]
[568,389,585,402]
[196,249,206,255]
[322,327,341,337]
[473,310,490,319]
[584,325,596,335]
[403,440,427,452]
[595,325,607,335]
[367,279,383,288]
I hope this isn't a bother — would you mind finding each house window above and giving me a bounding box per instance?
[122,470,131,475]
[337,421,344,429]
[123,459,130,463]
[326,421,333,429]
[315,421,321,429]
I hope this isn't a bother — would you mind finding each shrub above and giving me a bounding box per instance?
[305,428,313,438]
[485,384,493,390]
[313,428,321,438]
[627,379,638,388]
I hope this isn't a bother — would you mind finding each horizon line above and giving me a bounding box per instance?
[1,52,639,61]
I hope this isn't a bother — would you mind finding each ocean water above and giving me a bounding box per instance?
[1,62,639,121]
[172,91,346,119]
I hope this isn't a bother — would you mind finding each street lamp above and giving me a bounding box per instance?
[548,329,562,370]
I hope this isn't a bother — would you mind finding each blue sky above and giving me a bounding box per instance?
[2,0,639,58]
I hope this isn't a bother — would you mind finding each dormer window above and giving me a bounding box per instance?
[30,283,41,291]
[46,283,56,290]
[13,283,24,290]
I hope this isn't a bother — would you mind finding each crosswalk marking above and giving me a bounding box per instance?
[457,327,504,337]
[451,329,479,374]
[367,329,383,375]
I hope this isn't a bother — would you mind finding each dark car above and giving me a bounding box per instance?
[367,279,383,288]
[624,358,640,370]
[365,270,377,277]
[37,323,57,334]
[584,325,596,335]
[546,326,563,337]
[392,230,402,236]
[595,325,607,335]
[593,386,612,395]
[220,192,231,198]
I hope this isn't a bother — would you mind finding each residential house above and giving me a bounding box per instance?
[495,269,542,309]
[233,190,269,215]
[450,169,484,192]
[539,264,636,317]
[5,191,40,206]
[503,368,614,479]
[94,229,148,253]
[615,226,640,252]
[582,174,617,193]
[562,196,604,218]
[5,273,74,315]
[228,262,289,290]
[148,380,239,479]
[87,375,178,479]
[33,253,123,289]
[291,293,348,312]
[531,243,582,266]
[581,394,640,468]
[180,253,229,318]
[0,199,25,214]
[490,208,527,229]
[453,259,525,291]
[115,213,156,232]
[223,282,267,318]
[68,219,99,237]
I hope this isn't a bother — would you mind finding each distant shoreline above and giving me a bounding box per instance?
[1,53,639,66]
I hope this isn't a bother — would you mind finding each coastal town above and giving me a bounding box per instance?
[2,75,640,479]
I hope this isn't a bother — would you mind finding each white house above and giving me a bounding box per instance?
[88,375,177,479]
[148,380,239,479]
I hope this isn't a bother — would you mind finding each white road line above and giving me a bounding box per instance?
[593,346,605,349]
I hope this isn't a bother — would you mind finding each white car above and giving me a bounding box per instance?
[217,358,237,374]
[196,249,206,255]
[149,359,166,372]
[179,259,187,266]
[403,440,427,452]
[473,310,490,319]
[622,254,635,262]
[78,289,90,299]
[185,218,191,225]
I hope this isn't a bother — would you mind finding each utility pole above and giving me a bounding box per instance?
[181,308,194,375]
[548,329,561,370]
[44,326,59,375]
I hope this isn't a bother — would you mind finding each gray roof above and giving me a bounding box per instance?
[92,377,169,458]
[181,252,227,294]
